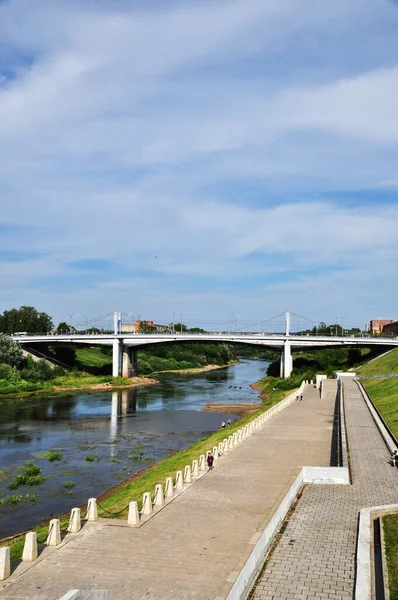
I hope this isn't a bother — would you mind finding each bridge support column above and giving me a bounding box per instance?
[280,341,293,379]
[122,347,137,378]
[112,339,122,377]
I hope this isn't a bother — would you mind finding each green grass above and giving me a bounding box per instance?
[383,514,398,600]
[62,480,75,489]
[75,347,112,368]
[0,373,136,397]
[356,348,398,376]
[0,381,298,563]
[361,378,398,439]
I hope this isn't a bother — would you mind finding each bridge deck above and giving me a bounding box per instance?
[0,386,336,600]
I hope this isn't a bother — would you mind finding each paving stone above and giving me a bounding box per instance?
[252,378,398,600]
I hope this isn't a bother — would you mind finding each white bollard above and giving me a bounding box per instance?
[0,547,10,581]
[22,532,38,562]
[184,465,192,483]
[175,470,184,491]
[87,498,98,522]
[67,508,81,533]
[228,435,234,450]
[232,432,238,447]
[222,438,229,453]
[212,446,218,462]
[192,459,199,478]
[165,477,174,498]
[199,455,206,471]
[127,501,139,525]
[141,492,153,515]
[47,519,61,547]
[154,484,165,506]
[218,442,223,455]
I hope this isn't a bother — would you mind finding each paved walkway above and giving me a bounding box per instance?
[0,386,336,600]
[251,378,398,600]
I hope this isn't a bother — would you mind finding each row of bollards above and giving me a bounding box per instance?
[0,383,306,582]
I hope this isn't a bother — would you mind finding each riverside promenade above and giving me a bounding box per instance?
[251,378,398,600]
[0,385,336,600]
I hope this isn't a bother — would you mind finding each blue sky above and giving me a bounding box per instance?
[1,0,398,331]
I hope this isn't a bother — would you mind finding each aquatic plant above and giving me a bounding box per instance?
[8,462,45,489]
[85,454,94,462]
[36,450,62,462]
[0,493,36,505]
[110,458,120,463]
[62,480,75,489]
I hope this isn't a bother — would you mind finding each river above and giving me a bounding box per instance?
[0,359,269,538]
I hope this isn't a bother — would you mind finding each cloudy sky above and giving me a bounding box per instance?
[1,0,398,331]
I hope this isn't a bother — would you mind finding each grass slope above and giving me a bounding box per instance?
[383,514,398,600]
[356,348,398,376]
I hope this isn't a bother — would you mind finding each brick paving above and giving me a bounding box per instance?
[251,377,398,600]
[0,385,336,600]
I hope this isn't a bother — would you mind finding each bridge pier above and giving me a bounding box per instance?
[280,341,293,379]
[122,347,138,378]
[112,339,122,377]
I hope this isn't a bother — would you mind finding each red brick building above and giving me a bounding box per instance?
[382,321,398,336]
[369,319,394,335]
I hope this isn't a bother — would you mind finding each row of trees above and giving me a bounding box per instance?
[0,306,53,335]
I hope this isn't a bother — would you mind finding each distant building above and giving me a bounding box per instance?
[121,320,169,333]
[369,319,394,335]
[382,321,398,336]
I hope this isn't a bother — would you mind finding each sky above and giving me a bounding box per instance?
[1,0,398,332]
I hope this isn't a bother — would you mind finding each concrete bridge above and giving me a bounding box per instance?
[12,312,398,378]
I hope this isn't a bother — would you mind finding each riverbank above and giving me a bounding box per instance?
[203,402,261,416]
[0,375,159,398]
[0,362,236,398]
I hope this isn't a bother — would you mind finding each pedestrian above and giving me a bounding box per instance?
[392,450,398,469]
[207,452,214,470]
[227,419,231,427]
[296,395,299,401]
[221,421,226,429]
[218,449,223,457]
[300,394,303,401]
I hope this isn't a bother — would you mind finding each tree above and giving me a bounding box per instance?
[56,322,73,334]
[0,334,23,366]
[0,306,53,334]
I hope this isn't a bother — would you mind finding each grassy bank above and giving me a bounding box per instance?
[383,514,398,600]
[0,378,297,564]
[355,348,398,376]
[361,378,398,439]
[0,374,157,398]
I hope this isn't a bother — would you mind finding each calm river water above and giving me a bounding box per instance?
[0,359,268,538]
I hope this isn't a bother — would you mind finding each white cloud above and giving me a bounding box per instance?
[0,0,397,325]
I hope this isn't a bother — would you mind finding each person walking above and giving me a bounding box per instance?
[227,419,231,427]
[207,452,214,470]
[300,394,303,401]
[392,450,398,469]
[221,421,226,429]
